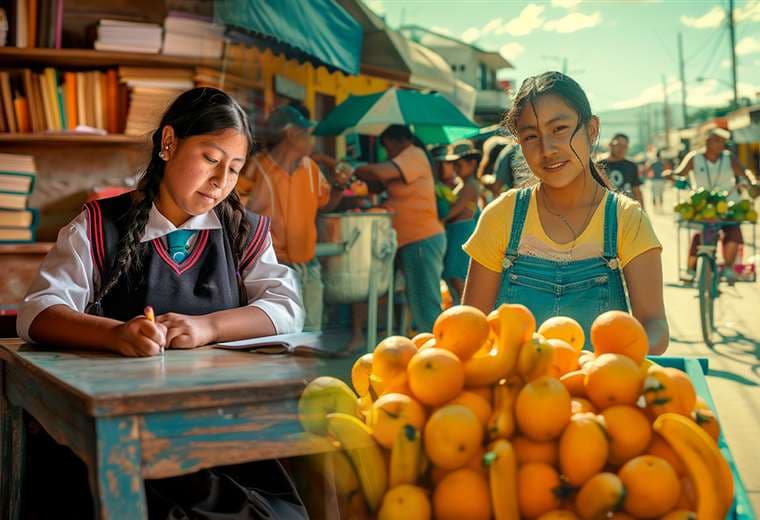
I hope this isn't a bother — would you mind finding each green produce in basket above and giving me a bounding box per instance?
[716,200,728,217]
[737,199,752,213]
[701,204,717,221]
[690,188,709,211]
[747,209,758,223]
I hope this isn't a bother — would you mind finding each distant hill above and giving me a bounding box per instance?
[597,102,694,153]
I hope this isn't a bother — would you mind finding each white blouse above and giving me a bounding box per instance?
[17,204,305,342]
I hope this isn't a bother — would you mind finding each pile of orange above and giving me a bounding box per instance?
[299,305,734,520]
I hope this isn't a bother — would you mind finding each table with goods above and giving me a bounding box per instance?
[296,304,753,520]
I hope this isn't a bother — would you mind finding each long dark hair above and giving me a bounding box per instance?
[503,71,611,188]
[95,87,253,302]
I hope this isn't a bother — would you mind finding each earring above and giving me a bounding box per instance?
[158,145,169,160]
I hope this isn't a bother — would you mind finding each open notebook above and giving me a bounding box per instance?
[215,332,353,358]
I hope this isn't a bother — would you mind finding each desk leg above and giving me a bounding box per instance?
[0,364,25,520]
[88,416,147,520]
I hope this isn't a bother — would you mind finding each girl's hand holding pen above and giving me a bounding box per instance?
[108,307,167,357]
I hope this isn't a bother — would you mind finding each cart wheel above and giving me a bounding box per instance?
[697,255,715,347]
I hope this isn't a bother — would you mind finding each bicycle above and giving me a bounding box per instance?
[677,219,757,346]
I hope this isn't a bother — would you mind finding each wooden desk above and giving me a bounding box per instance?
[0,340,354,519]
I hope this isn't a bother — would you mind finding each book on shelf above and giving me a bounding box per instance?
[0,227,36,242]
[162,12,225,59]
[0,191,30,210]
[94,19,162,54]
[0,152,38,243]
[0,207,37,227]
[3,0,61,48]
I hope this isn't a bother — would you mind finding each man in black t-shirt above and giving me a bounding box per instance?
[602,133,644,209]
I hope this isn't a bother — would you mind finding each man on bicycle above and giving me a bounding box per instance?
[666,127,757,283]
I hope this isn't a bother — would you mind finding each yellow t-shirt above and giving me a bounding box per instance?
[463,188,661,273]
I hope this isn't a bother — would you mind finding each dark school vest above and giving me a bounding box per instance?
[83,192,270,322]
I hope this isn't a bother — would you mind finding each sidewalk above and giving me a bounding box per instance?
[647,183,759,515]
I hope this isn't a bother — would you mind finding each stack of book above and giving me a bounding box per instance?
[119,67,193,136]
[3,0,63,48]
[0,68,126,134]
[161,12,225,59]
[94,19,163,54]
[0,153,38,243]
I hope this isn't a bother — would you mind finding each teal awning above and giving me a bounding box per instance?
[215,0,363,75]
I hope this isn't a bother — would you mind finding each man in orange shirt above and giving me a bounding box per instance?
[355,125,446,333]
[240,106,349,331]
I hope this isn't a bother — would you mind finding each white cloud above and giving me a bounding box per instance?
[482,18,503,35]
[610,78,759,110]
[431,26,452,36]
[681,6,724,29]
[543,11,601,33]
[736,36,760,55]
[365,0,385,16]
[461,27,481,43]
[499,42,525,62]
[496,4,546,37]
[551,0,582,8]
[735,0,760,22]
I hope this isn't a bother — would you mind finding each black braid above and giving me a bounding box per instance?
[217,189,251,273]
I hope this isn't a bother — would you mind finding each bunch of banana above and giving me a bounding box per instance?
[653,413,734,519]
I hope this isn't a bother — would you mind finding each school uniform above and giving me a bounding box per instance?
[18,192,304,341]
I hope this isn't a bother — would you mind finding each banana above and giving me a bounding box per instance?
[389,424,423,487]
[653,413,733,518]
[488,375,523,441]
[486,439,520,520]
[464,304,535,386]
[326,412,389,512]
[517,335,555,382]
[329,450,362,498]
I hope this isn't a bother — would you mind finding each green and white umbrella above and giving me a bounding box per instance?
[313,87,479,145]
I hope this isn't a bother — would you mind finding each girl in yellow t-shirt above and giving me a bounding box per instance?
[462,72,669,353]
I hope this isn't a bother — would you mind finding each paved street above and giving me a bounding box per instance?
[647,183,759,515]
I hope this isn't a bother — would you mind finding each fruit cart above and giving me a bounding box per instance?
[654,356,753,519]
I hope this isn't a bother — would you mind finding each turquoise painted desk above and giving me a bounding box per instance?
[0,339,352,519]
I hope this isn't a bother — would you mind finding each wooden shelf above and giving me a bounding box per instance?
[0,47,224,69]
[0,133,148,144]
[0,242,54,254]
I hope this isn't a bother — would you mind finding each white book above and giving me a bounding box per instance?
[94,41,161,54]
[161,32,224,58]
[99,19,162,29]
[164,16,225,38]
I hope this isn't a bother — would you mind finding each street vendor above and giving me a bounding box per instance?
[354,124,446,334]
[462,72,669,354]
[240,105,351,331]
[441,141,482,303]
[665,127,758,283]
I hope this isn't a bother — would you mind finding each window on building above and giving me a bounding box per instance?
[478,63,488,90]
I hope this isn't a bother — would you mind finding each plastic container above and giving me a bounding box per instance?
[651,356,754,519]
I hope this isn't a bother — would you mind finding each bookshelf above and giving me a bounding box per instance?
[0,132,147,144]
[0,47,226,69]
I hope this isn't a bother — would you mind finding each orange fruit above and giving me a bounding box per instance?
[351,353,374,397]
[465,444,487,474]
[661,512,697,520]
[590,310,648,364]
[466,385,493,403]
[372,336,417,383]
[601,405,652,464]
[367,393,427,449]
[446,391,492,428]
[646,433,687,477]
[609,514,636,520]
[424,404,483,470]
[407,348,465,406]
[693,407,721,441]
[560,369,587,398]
[517,463,563,518]
[418,338,437,351]
[643,367,697,418]
[433,468,491,520]
[548,339,580,377]
[516,376,572,441]
[489,303,536,343]
[411,332,435,349]
[513,435,559,466]
[378,485,431,520]
[570,397,597,416]
[618,455,681,518]
[537,512,579,520]
[575,472,625,520]
[578,351,595,369]
[433,305,490,361]
[559,413,609,487]
[585,353,643,410]
[539,316,585,352]
[430,465,450,486]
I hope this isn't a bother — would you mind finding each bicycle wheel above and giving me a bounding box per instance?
[697,255,715,347]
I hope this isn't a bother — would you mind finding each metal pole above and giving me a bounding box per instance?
[678,33,688,127]
[728,0,739,108]
[662,75,671,152]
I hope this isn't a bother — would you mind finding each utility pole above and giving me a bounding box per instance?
[677,33,688,127]
[562,58,568,75]
[728,0,739,108]
[662,75,671,152]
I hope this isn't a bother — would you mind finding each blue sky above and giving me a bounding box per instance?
[364,0,760,112]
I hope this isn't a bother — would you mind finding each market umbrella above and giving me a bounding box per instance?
[313,87,480,145]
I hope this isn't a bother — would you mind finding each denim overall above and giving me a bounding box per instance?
[495,188,629,348]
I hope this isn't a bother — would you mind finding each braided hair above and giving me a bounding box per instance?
[94,87,253,303]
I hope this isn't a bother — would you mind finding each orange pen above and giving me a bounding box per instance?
[144,306,163,355]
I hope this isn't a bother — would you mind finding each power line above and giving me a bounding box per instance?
[696,25,726,80]
[685,25,724,63]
